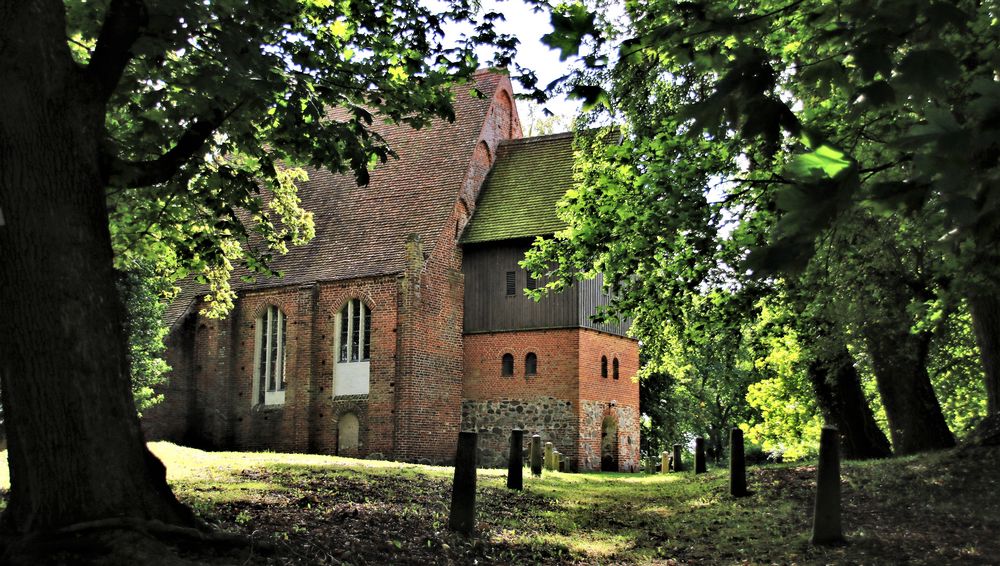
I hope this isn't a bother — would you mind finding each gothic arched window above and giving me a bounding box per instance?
[255,305,287,405]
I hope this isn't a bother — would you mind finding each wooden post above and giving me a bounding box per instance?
[730,427,748,497]
[530,434,542,477]
[811,426,844,545]
[672,443,683,472]
[695,436,707,474]
[661,451,670,473]
[507,429,523,490]
[448,431,478,535]
[544,442,554,471]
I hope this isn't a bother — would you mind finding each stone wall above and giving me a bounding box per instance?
[579,400,641,472]
[461,397,577,469]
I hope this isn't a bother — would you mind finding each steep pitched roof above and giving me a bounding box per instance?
[165,71,507,327]
[460,132,574,245]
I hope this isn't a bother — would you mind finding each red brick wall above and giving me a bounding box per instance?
[577,329,641,471]
[578,329,640,406]
[143,276,401,457]
[312,279,399,457]
[463,329,581,401]
[391,81,520,463]
[142,313,195,442]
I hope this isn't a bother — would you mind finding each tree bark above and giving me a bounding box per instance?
[807,344,893,460]
[968,293,1000,416]
[862,322,955,454]
[0,0,194,533]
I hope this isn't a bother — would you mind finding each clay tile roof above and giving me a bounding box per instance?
[164,70,505,327]
[460,131,575,245]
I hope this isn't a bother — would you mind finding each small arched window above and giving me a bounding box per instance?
[501,353,514,376]
[256,305,287,405]
[613,357,620,380]
[601,356,608,378]
[525,352,537,376]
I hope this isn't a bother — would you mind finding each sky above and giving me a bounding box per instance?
[439,0,584,130]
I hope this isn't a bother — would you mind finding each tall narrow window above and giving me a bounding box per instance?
[362,302,371,361]
[613,357,620,380]
[334,299,372,396]
[525,352,537,376]
[601,356,608,378]
[339,306,350,362]
[351,299,361,361]
[505,271,516,296]
[501,353,514,376]
[338,299,371,363]
[256,305,287,405]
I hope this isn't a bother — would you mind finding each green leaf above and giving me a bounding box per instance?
[788,144,854,179]
[568,84,609,111]
[542,3,598,61]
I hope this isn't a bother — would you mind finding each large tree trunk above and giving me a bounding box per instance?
[806,344,893,460]
[862,322,955,454]
[0,1,194,534]
[968,293,1000,416]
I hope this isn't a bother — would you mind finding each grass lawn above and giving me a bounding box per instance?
[0,443,997,564]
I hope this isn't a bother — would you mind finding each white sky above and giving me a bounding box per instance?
[437,0,584,129]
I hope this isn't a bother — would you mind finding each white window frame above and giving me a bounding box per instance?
[253,305,286,406]
[333,299,371,396]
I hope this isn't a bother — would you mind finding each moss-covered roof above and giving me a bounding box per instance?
[461,132,575,244]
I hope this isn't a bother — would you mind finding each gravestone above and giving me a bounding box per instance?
[672,443,683,472]
[448,431,478,535]
[530,434,542,477]
[811,426,844,545]
[507,429,523,490]
[544,441,554,471]
[730,427,748,497]
[695,436,707,474]
[661,451,670,473]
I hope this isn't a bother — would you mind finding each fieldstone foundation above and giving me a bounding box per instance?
[580,400,641,471]
[461,397,578,468]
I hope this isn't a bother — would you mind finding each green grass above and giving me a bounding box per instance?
[0,443,997,564]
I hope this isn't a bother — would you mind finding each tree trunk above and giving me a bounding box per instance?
[968,293,1000,416]
[862,324,955,454]
[807,345,893,459]
[0,1,194,533]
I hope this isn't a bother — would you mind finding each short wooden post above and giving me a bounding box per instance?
[661,451,670,473]
[811,426,844,545]
[507,429,523,490]
[530,434,542,477]
[544,442,554,471]
[672,443,683,472]
[448,431,478,535]
[695,436,707,474]
[730,427,748,497]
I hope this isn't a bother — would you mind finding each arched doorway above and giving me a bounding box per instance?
[601,415,619,471]
[337,412,359,455]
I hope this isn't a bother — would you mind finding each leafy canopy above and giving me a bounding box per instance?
[68,0,528,314]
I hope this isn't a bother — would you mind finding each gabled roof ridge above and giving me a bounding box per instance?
[500,130,576,146]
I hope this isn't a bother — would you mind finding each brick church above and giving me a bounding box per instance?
[143,70,640,472]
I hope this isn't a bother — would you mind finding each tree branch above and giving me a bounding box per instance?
[88,0,148,101]
[105,101,244,188]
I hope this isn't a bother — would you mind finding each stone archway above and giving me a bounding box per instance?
[601,414,619,472]
[337,412,360,455]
